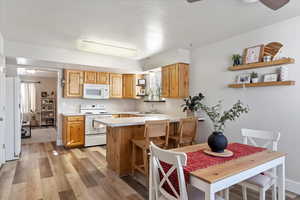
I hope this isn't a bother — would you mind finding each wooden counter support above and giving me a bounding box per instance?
[106,123,177,176]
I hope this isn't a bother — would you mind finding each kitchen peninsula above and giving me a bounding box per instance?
[94,114,204,176]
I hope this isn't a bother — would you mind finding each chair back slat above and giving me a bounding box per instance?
[145,120,170,147]
[241,128,280,151]
[178,117,198,140]
[150,142,188,200]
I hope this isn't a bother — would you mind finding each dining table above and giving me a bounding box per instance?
[149,143,286,200]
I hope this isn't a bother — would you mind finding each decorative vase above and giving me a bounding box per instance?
[208,132,228,153]
[251,78,259,83]
[186,110,195,117]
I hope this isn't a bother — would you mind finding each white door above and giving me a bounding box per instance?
[0,55,6,165]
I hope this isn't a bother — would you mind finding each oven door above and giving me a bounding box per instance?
[85,115,112,135]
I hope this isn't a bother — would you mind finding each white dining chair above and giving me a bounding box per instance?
[149,142,224,200]
[239,128,281,200]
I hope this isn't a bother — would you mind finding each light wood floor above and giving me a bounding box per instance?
[21,128,56,145]
[0,142,298,200]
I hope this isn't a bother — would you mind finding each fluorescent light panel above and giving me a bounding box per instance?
[77,40,137,58]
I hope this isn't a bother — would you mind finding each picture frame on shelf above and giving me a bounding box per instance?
[41,91,48,97]
[243,44,264,64]
[264,73,278,82]
[137,79,146,86]
[139,88,146,95]
[237,74,251,84]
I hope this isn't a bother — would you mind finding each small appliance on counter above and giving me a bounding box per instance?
[83,84,109,99]
[80,104,112,147]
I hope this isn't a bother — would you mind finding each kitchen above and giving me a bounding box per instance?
[61,63,194,149]
[1,0,300,200]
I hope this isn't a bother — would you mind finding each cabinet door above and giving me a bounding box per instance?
[110,73,123,98]
[161,66,170,98]
[97,72,110,84]
[64,70,84,98]
[122,74,136,98]
[178,63,189,98]
[66,121,84,147]
[169,64,179,98]
[84,71,97,84]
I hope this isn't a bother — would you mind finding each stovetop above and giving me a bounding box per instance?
[80,104,107,115]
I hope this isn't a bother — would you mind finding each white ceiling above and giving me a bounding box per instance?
[2,0,300,60]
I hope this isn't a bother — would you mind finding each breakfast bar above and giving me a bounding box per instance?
[94,115,204,176]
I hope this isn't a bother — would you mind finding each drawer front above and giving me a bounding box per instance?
[66,116,84,121]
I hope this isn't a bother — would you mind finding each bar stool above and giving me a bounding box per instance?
[169,117,198,148]
[131,120,170,177]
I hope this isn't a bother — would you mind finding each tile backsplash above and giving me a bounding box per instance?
[60,98,139,114]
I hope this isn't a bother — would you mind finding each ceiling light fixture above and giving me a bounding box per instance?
[77,39,138,58]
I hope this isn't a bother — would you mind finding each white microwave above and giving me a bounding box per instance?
[83,84,109,99]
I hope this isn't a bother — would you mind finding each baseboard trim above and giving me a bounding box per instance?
[286,178,300,195]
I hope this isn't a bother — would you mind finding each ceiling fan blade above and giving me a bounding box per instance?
[260,0,289,10]
[186,0,202,3]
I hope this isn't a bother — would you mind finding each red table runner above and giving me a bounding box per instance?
[159,143,266,197]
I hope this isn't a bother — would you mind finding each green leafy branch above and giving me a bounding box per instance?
[199,100,249,132]
[181,93,205,112]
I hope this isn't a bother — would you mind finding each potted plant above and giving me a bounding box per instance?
[182,93,205,117]
[199,100,249,153]
[251,72,259,83]
[232,54,242,66]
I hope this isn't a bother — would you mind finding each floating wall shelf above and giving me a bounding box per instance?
[228,58,295,71]
[228,81,295,88]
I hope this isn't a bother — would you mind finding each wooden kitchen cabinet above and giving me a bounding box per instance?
[162,66,170,97]
[161,63,189,98]
[63,69,84,98]
[122,74,136,99]
[84,71,109,84]
[84,71,97,84]
[97,72,110,84]
[62,116,85,148]
[110,73,123,98]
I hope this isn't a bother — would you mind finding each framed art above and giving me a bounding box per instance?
[237,74,251,84]
[243,45,264,64]
[264,73,278,82]
[137,79,146,86]
[41,92,48,97]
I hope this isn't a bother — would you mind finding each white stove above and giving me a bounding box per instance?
[80,104,112,147]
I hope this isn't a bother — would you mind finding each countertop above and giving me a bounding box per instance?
[61,111,141,116]
[94,114,205,127]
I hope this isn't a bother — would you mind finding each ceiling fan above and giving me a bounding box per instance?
[187,0,290,11]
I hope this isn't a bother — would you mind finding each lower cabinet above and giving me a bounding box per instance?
[63,116,85,148]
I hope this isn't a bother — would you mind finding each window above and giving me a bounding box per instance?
[20,83,36,113]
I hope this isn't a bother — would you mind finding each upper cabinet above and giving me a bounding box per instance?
[122,74,137,99]
[84,71,110,84]
[162,67,170,97]
[161,63,189,98]
[84,71,97,84]
[63,69,84,98]
[110,73,123,98]
[97,72,110,84]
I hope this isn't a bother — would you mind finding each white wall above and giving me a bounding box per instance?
[190,16,300,193]
[141,48,191,71]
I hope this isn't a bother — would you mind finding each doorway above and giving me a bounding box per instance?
[16,68,58,145]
